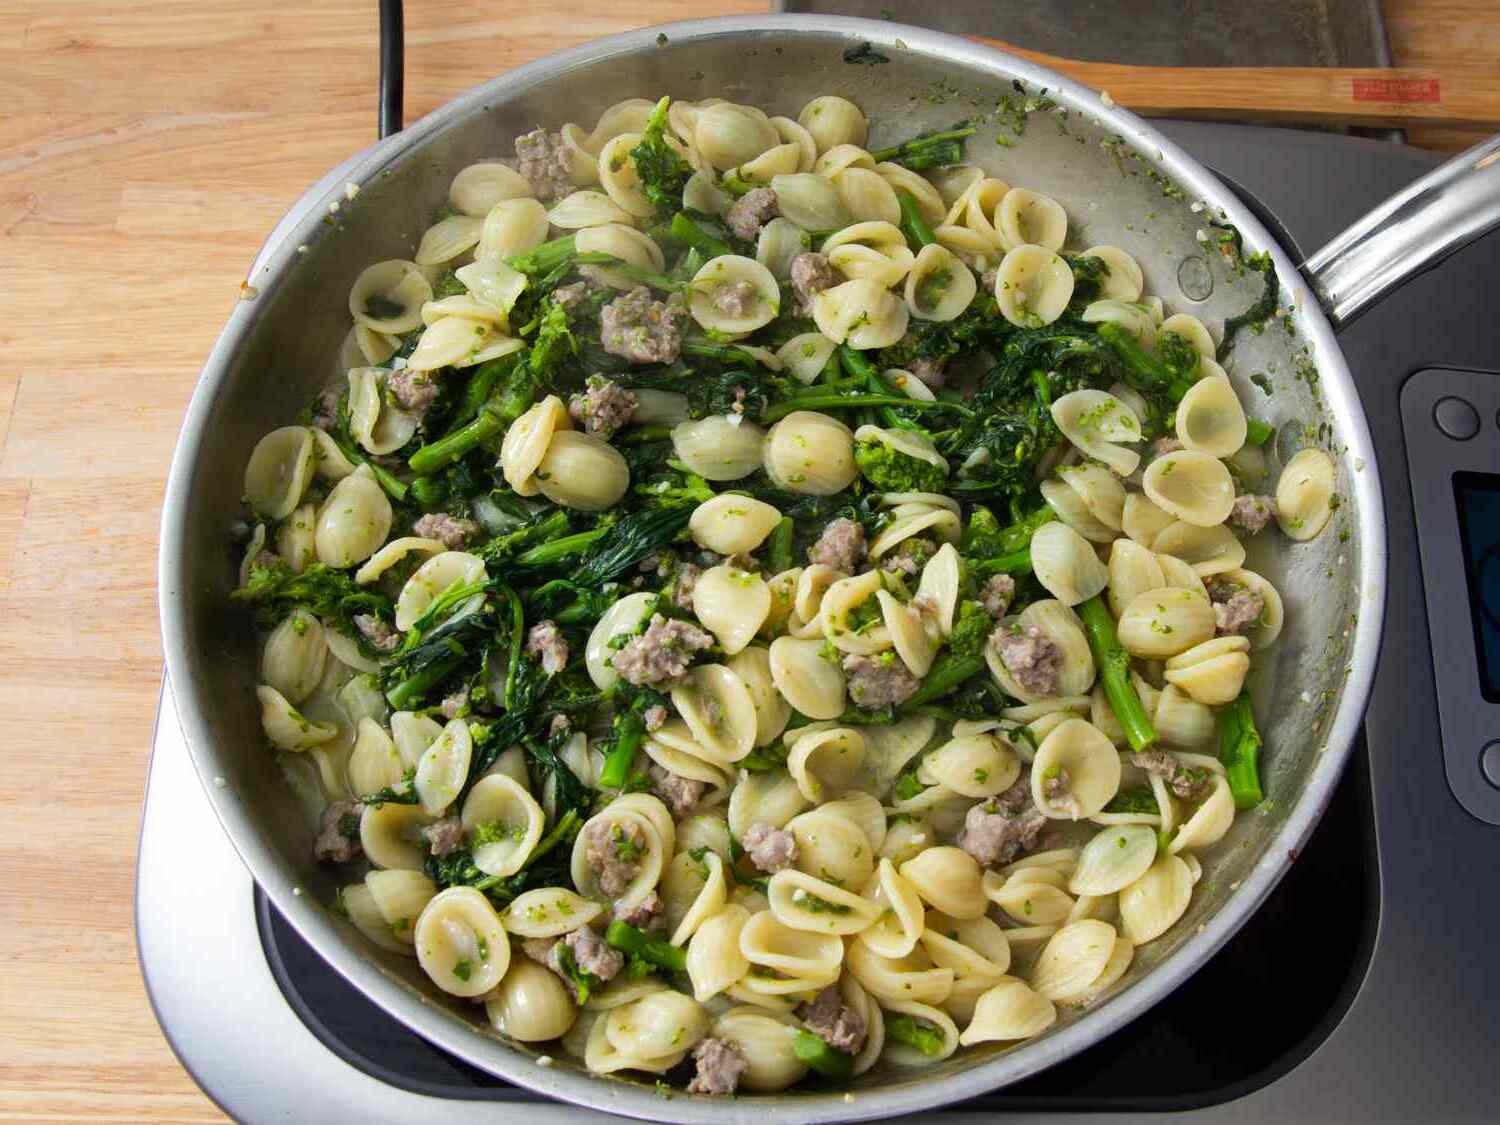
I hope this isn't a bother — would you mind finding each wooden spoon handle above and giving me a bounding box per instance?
[967,35,1500,129]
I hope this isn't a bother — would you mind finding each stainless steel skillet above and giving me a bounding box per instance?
[157,14,1500,1123]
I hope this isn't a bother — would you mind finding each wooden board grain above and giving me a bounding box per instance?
[0,2,1492,1121]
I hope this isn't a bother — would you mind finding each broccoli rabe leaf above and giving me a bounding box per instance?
[854,438,948,493]
[629,97,693,215]
[233,561,395,658]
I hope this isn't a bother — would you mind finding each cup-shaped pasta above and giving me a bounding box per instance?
[1030,521,1110,607]
[588,97,657,153]
[605,792,677,859]
[668,664,757,763]
[1218,567,1284,649]
[763,410,857,496]
[1276,447,1338,540]
[477,196,550,261]
[670,415,766,482]
[414,213,482,267]
[1051,388,1144,477]
[786,725,865,802]
[684,903,752,1003]
[1107,538,1167,619]
[798,95,867,152]
[875,161,945,223]
[835,166,901,225]
[1143,450,1235,527]
[822,791,888,852]
[922,911,1012,978]
[738,909,843,991]
[350,259,432,334]
[314,466,392,568]
[1029,918,1119,1003]
[414,718,472,816]
[818,570,890,656]
[575,222,665,289]
[354,536,443,589]
[882,1000,961,1067]
[404,317,514,374]
[727,769,809,841]
[768,868,881,936]
[1082,297,1157,349]
[501,888,604,939]
[787,805,876,889]
[546,189,634,230]
[256,684,337,751]
[244,426,315,520]
[687,254,780,337]
[1163,635,1251,705]
[593,133,655,219]
[769,172,850,231]
[1069,824,1159,896]
[414,886,510,998]
[917,734,1020,799]
[531,430,630,512]
[987,599,1095,702]
[395,550,486,630]
[273,504,314,580]
[1118,852,1193,944]
[876,591,937,677]
[903,243,978,323]
[826,243,913,290]
[363,869,437,945]
[1059,463,1126,531]
[340,882,414,954]
[711,1006,807,1091]
[1040,478,1114,544]
[769,114,818,170]
[1156,552,1209,596]
[694,103,778,170]
[987,868,1076,926]
[449,161,531,216]
[1148,684,1213,750]
[877,815,936,873]
[1030,718,1122,820]
[1176,370,1247,458]
[1079,244,1143,300]
[1152,521,1246,577]
[260,609,327,704]
[913,542,962,637]
[997,188,1068,252]
[689,495,781,557]
[726,646,791,748]
[346,367,420,457]
[994,244,1074,328]
[348,718,405,796]
[571,807,665,910]
[1123,491,1176,546]
[584,1010,687,1075]
[661,848,728,946]
[485,959,577,1042]
[1160,312,1216,359]
[683,169,730,216]
[359,799,432,870]
[1116,586,1216,659]
[460,773,545,877]
[776,332,838,385]
[857,856,926,958]
[605,989,709,1062]
[811,277,910,349]
[960,978,1058,1044]
[846,942,954,1006]
[756,216,811,281]
[868,507,961,561]
[688,566,771,657]
[900,846,987,919]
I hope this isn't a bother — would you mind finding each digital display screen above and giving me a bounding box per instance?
[1454,472,1500,704]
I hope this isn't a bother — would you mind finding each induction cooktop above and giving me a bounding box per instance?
[138,118,1500,1122]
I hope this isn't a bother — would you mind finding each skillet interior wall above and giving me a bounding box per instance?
[172,24,1361,1093]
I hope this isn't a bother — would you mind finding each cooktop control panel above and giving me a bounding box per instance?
[1401,368,1500,825]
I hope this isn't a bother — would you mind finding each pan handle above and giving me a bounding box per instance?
[1301,133,1500,331]
[378,0,405,139]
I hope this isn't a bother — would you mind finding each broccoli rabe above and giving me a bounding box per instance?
[233,560,395,658]
[902,600,992,708]
[629,97,693,215]
[855,438,947,493]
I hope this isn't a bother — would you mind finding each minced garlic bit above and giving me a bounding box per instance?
[536,1055,555,1067]
[1100,90,1115,107]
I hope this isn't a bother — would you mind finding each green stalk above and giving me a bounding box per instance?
[385,652,465,710]
[618,424,673,445]
[840,345,921,431]
[452,354,520,430]
[904,651,987,708]
[896,188,937,250]
[571,252,678,291]
[793,1031,854,1080]
[514,528,607,567]
[408,408,506,475]
[506,234,577,275]
[1245,417,1276,446]
[998,505,1057,554]
[884,1013,947,1057]
[604,920,687,972]
[597,711,645,790]
[765,516,794,574]
[967,546,1033,578]
[1219,690,1264,809]
[670,211,732,258]
[1077,595,1157,753]
[870,125,977,168]
[763,393,973,424]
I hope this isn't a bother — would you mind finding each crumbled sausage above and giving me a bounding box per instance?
[422,815,466,855]
[548,713,572,738]
[613,890,665,931]
[798,984,867,1054]
[907,356,946,388]
[980,573,1016,618]
[353,613,402,653]
[313,799,364,864]
[879,537,936,577]
[525,619,570,675]
[568,375,638,438]
[513,127,575,201]
[551,280,592,310]
[672,562,703,610]
[991,622,1063,696]
[725,186,780,241]
[742,822,798,873]
[711,279,758,319]
[958,777,1047,866]
[412,512,480,549]
[523,937,557,965]
[844,651,920,709]
[1130,750,1214,802]
[807,517,866,573]
[1152,436,1184,458]
[439,690,466,719]
[1041,767,1082,818]
[642,704,669,732]
[610,614,714,686]
[789,252,838,313]
[583,819,648,899]
[560,925,624,983]
[649,763,706,818]
[388,367,440,414]
[688,1037,748,1096]
[1207,577,1265,636]
[600,286,687,365]
[1228,493,1278,535]
[311,383,342,429]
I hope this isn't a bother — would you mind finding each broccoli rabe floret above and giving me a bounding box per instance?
[854,439,947,493]
[629,96,693,215]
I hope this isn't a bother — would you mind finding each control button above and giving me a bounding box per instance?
[1483,742,1500,788]
[1434,396,1479,440]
